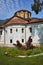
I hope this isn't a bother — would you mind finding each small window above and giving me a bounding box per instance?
[10,39,12,43]
[10,29,12,33]
[29,27,32,33]
[22,28,24,33]
[0,31,2,35]
[16,28,18,32]
[22,39,24,43]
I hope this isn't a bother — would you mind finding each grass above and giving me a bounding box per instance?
[0,46,43,56]
[0,54,43,65]
[0,46,43,65]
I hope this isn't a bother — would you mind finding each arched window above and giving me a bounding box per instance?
[10,39,12,43]
[29,27,32,33]
[0,30,2,35]
[22,28,24,33]
[16,28,18,32]
[10,29,12,33]
[22,39,24,43]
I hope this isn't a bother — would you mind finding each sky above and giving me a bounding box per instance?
[0,0,43,20]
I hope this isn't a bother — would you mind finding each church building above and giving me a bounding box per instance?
[0,10,43,47]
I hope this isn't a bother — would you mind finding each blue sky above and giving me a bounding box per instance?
[0,0,43,20]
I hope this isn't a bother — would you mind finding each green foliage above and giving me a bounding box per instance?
[31,0,43,14]
[0,46,43,65]
[0,46,43,57]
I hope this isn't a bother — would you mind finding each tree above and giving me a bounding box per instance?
[31,0,43,14]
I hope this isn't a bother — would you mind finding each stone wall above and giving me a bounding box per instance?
[15,10,31,20]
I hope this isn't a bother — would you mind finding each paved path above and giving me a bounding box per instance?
[17,53,43,58]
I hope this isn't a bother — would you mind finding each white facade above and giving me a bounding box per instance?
[5,25,26,44]
[29,23,43,46]
[0,9,43,47]
[0,22,43,47]
[0,28,4,44]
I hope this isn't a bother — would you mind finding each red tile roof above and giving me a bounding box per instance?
[29,18,43,23]
[0,17,43,27]
[5,17,43,26]
[5,17,28,26]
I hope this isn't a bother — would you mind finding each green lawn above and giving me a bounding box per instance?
[0,46,43,56]
[0,54,43,65]
[0,46,43,65]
